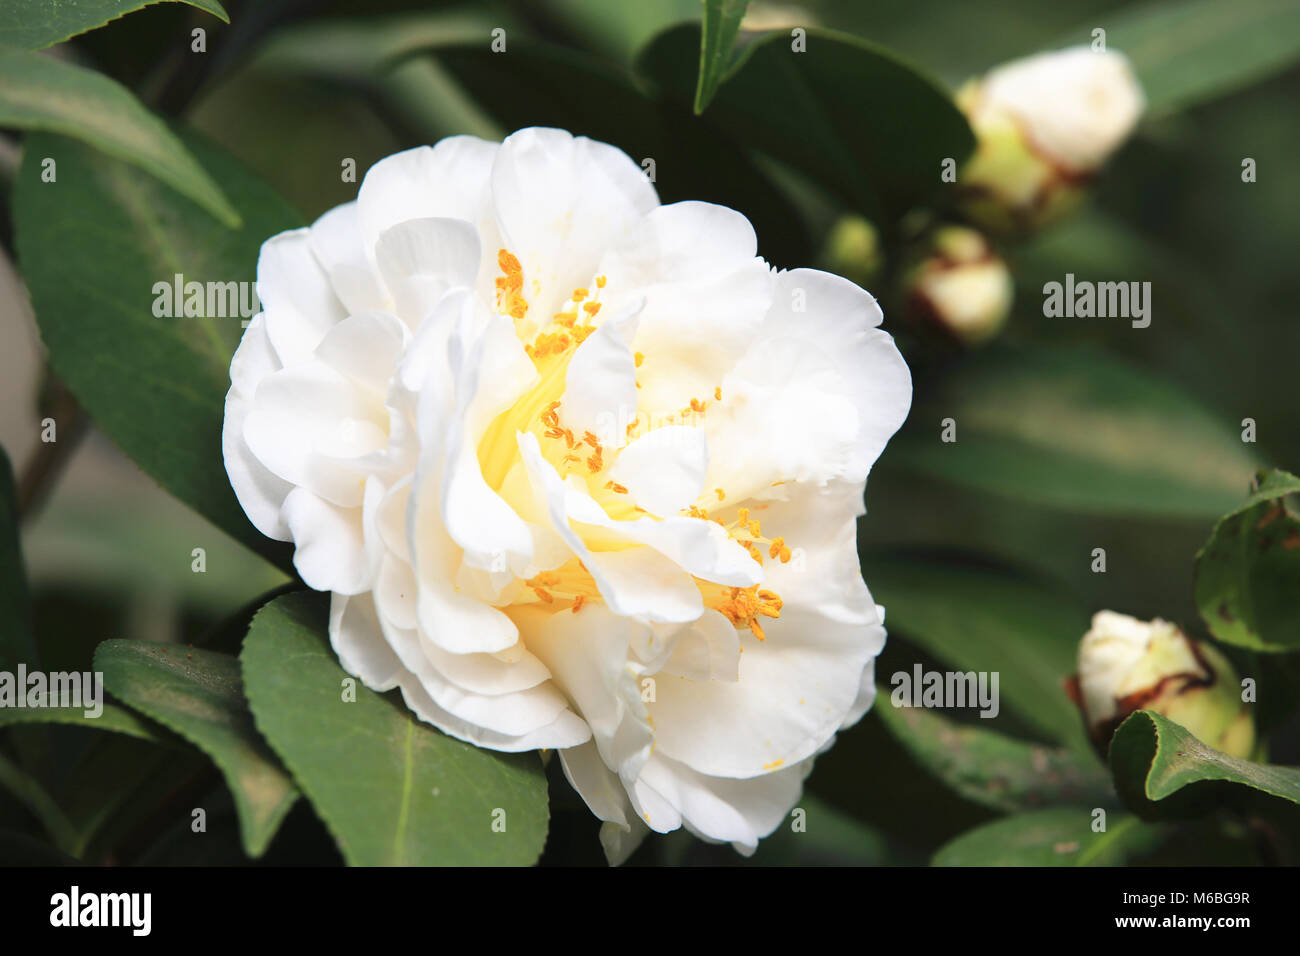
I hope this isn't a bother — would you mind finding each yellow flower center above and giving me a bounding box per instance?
[480,249,787,637]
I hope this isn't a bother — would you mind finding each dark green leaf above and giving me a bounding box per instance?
[0,53,239,226]
[933,807,1166,866]
[94,640,297,857]
[13,131,301,570]
[862,554,1090,750]
[1194,469,1300,652]
[241,592,550,866]
[0,0,228,51]
[1110,710,1300,816]
[694,0,750,113]
[878,702,1112,813]
[636,23,974,223]
[890,345,1263,518]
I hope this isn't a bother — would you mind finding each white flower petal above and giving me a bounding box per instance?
[599,201,774,412]
[375,217,481,326]
[760,269,911,480]
[311,309,407,397]
[257,229,347,367]
[559,306,640,449]
[518,603,653,780]
[492,127,658,318]
[660,609,740,682]
[560,741,630,826]
[282,477,381,595]
[637,752,806,848]
[379,612,574,738]
[243,362,384,507]
[309,203,389,314]
[607,425,709,517]
[356,137,501,281]
[224,314,292,540]
[329,592,405,691]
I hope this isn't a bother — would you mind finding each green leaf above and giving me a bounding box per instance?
[889,345,1263,518]
[933,807,1166,866]
[0,702,161,741]
[636,23,974,223]
[877,702,1112,813]
[694,0,750,114]
[0,0,229,52]
[94,640,298,857]
[862,554,1090,750]
[0,53,239,226]
[1067,0,1300,117]
[0,447,37,673]
[1111,710,1300,816]
[1194,469,1300,652]
[241,592,550,866]
[13,131,301,570]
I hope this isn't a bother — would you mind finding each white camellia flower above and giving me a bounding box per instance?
[223,127,912,863]
[957,46,1144,232]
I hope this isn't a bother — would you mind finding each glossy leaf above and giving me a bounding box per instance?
[878,702,1112,813]
[889,345,1262,518]
[694,0,749,113]
[13,131,301,570]
[636,23,974,223]
[862,554,1090,749]
[0,0,228,51]
[1194,469,1300,652]
[1110,710,1300,816]
[241,592,550,866]
[94,640,297,857]
[0,53,239,225]
[933,807,1166,866]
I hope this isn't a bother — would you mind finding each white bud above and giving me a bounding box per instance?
[904,226,1012,347]
[1072,611,1256,758]
[957,47,1144,232]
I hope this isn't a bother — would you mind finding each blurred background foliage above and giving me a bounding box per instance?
[2,0,1299,866]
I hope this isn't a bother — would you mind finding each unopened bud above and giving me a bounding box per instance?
[820,215,883,290]
[956,47,1144,234]
[1068,611,1256,758]
[902,225,1012,347]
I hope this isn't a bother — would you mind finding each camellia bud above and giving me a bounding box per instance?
[1067,611,1257,759]
[820,214,883,290]
[902,225,1012,347]
[956,47,1144,234]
